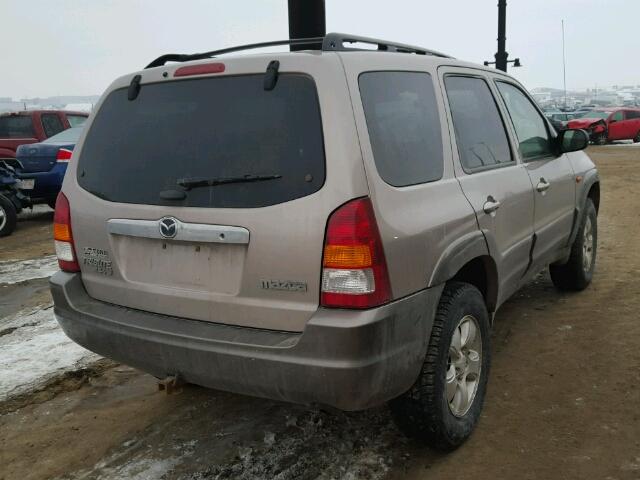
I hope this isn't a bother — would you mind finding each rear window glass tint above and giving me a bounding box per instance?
[77,74,325,208]
[445,76,512,171]
[359,71,443,187]
[0,116,35,138]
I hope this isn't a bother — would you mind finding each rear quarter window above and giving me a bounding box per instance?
[77,74,325,208]
[359,71,444,187]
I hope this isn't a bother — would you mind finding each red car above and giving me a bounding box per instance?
[0,110,88,163]
[567,108,640,145]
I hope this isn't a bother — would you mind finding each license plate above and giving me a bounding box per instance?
[17,179,35,190]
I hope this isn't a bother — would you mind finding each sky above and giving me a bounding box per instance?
[2,0,639,99]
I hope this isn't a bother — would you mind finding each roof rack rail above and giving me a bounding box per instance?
[145,32,452,69]
[321,33,452,58]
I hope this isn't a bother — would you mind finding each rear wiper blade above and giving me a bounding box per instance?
[176,174,282,191]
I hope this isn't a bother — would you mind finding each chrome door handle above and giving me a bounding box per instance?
[536,178,551,193]
[483,196,501,215]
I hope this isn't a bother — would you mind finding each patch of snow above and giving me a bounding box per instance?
[18,204,53,218]
[0,307,99,401]
[70,440,199,480]
[0,255,59,285]
[604,140,640,147]
[94,456,180,480]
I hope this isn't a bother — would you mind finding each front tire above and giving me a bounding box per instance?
[633,131,640,143]
[593,133,607,145]
[390,282,491,450]
[550,199,597,291]
[0,194,18,237]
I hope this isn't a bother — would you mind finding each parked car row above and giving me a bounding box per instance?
[16,127,82,209]
[0,110,86,235]
[567,108,640,145]
[543,110,583,131]
[0,110,87,163]
[544,106,640,144]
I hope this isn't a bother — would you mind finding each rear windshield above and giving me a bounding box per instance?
[0,115,35,138]
[67,115,88,127]
[43,126,82,144]
[77,74,325,208]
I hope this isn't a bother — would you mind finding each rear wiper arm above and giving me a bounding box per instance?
[176,174,282,191]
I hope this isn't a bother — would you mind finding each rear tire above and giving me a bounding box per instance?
[633,131,640,143]
[550,199,597,291]
[390,282,491,450]
[0,194,18,237]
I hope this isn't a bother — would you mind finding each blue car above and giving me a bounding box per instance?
[16,127,82,208]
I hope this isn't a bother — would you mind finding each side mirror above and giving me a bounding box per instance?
[559,129,589,153]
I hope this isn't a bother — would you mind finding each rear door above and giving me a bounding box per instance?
[65,54,368,332]
[494,81,575,269]
[607,110,625,140]
[625,110,640,140]
[440,68,535,306]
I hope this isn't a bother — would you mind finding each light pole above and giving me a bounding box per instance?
[288,0,326,50]
[562,19,568,108]
[484,0,521,72]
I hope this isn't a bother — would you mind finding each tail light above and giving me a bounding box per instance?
[321,197,391,309]
[56,148,73,163]
[53,192,80,272]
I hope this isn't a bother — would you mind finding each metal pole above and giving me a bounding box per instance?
[288,0,326,51]
[495,0,508,72]
[562,20,567,108]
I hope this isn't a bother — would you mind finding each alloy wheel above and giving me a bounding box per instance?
[446,314,482,417]
[0,205,6,232]
[582,215,594,272]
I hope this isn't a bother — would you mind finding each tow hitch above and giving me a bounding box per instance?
[158,374,184,395]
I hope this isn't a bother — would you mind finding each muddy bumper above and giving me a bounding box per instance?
[50,272,441,411]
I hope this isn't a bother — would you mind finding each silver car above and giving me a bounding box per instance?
[50,33,600,450]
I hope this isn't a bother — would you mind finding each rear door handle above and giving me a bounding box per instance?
[536,178,551,193]
[483,196,501,215]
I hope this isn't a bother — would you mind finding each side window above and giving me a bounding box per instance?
[496,82,553,160]
[444,75,512,171]
[67,115,88,127]
[611,111,624,122]
[41,114,65,137]
[359,71,443,187]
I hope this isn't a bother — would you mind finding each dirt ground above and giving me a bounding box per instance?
[1,146,639,480]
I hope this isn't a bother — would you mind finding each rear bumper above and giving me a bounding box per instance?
[51,272,442,410]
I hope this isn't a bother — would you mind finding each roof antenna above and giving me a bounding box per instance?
[128,75,142,101]
[264,60,280,91]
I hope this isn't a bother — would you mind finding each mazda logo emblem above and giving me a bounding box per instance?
[159,217,178,239]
